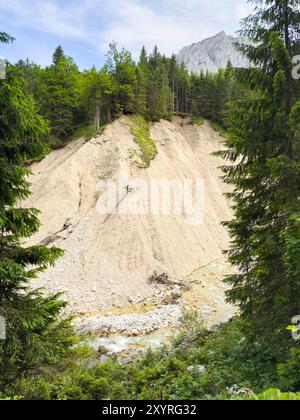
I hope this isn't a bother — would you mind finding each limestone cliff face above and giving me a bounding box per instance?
[177,31,250,74]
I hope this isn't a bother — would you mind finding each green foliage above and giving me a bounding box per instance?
[217,0,300,351]
[129,115,158,168]
[39,53,82,143]
[135,46,149,117]
[0,32,14,43]
[15,42,239,152]
[4,315,300,400]
[107,42,137,116]
[3,318,288,400]
[69,124,101,142]
[210,121,228,137]
[7,353,131,400]
[169,57,190,115]
[0,36,76,388]
[16,46,85,147]
[190,116,204,126]
[144,47,174,121]
[190,65,242,128]
[52,45,65,66]
[277,348,300,391]
[15,59,44,101]
[254,389,300,400]
[82,67,115,130]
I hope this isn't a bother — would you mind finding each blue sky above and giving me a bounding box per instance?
[0,0,253,69]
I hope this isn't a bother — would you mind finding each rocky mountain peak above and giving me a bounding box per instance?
[178,31,250,74]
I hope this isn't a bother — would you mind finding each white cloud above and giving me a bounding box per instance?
[235,3,254,20]
[0,0,253,63]
[96,0,253,57]
[99,0,214,56]
[0,0,90,40]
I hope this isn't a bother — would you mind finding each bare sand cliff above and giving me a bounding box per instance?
[24,117,234,339]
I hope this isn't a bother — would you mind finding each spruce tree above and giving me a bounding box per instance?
[0,32,14,44]
[147,47,173,121]
[106,42,137,116]
[135,47,149,117]
[0,37,75,386]
[52,45,65,66]
[40,51,81,143]
[83,66,115,129]
[168,55,178,112]
[16,59,43,100]
[219,0,300,351]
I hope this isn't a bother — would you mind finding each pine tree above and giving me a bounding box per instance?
[52,45,65,66]
[0,32,14,44]
[135,47,149,117]
[39,51,81,144]
[106,42,137,116]
[15,59,43,100]
[0,36,75,386]
[168,55,178,112]
[174,63,190,114]
[219,0,300,351]
[83,66,115,129]
[147,47,173,121]
[189,68,238,125]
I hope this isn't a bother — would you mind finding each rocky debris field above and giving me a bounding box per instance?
[75,304,183,336]
[75,259,235,347]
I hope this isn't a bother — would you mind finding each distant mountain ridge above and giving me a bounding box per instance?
[177,31,250,74]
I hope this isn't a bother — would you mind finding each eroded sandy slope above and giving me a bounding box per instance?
[24,117,232,314]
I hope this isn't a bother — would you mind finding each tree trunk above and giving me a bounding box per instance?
[94,98,100,131]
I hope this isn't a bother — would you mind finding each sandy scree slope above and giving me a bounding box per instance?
[24,116,232,315]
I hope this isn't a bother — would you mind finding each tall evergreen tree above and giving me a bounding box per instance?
[39,51,81,144]
[106,42,137,116]
[135,47,149,117]
[147,47,173,121]
[0,35,75,386]
[15,59,43,100]
[52,45,65,66]
[189,66,240,126]
[83,66,115,129]
[0,32,14,44]
[219,0,300,351]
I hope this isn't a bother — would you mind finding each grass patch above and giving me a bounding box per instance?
[69,123,106,142]
[209,121,228,138]
[129,115,158,168]
[191,115,205,126]
[47,124,107,151]
[71,124,95,140]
